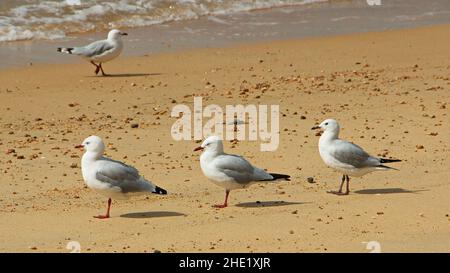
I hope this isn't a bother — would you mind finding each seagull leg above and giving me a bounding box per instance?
[91,61,100,75]
[327,175,346,195]
[94,198,111,219]
[99,63,108,76]
[213,190,230,208]
[344,175,350,195]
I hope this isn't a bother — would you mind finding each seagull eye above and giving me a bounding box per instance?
[325,123,329,126]
[86,142,90,145]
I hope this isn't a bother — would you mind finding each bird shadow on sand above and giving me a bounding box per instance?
[236,201,307,208]
[87,73,162,78]
[120,211,185,219]
[354,188,427,195]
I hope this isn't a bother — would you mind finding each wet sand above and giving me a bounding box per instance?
[1,0,450,69]
[0,23,449,252]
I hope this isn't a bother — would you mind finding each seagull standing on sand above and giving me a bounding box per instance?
[194,136,290,208]
[75,136,167,219]
[312,119,401,195]
[57,29,127,76]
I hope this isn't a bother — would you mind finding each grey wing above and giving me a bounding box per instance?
[95,158,145,193]
[215,154,256,184]
[331,140,379,168]
[74,40,114,57]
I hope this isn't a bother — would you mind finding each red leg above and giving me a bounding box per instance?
[327,175,345,195]
[99,63,108,76]
[213,190,230,208]
[328,175,350,196]
[90,61,100,75]
[94,198,111,219]
[344,175,350,195]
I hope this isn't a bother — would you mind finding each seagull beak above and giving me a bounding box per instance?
[75,144,84,150]
[311,126,320,130]
[121,32,128,36]
[193,146,203,152]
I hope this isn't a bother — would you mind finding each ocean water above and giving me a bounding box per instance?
[0,0,326,42]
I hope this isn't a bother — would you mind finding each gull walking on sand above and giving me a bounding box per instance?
[312,119,401,195]
[194,136,290,208]
[57,29,127,76]
[76,136,167,219]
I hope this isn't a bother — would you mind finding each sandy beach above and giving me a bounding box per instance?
[0,23,449,252]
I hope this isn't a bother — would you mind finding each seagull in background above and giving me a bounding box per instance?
[194,136,290,208]
[57,29,127,76]
[76,136,167,219]
[312,119,401,195]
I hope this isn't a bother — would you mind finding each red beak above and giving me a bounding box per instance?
[193,146,203,152]
[75,144,84,150]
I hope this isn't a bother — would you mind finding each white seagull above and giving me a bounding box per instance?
[194,136,290,208]
[75,136,167,219]
[312,119,401,195]
[57,29,127,76]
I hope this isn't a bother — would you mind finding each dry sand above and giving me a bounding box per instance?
[0,24,449,253]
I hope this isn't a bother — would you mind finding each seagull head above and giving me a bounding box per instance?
[76,135,105,155]
[312,118,340,133]
[108,29,128,40]
[194,135,223,153]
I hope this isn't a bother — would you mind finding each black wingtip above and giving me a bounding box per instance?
[380,158,402,163]
[379,164,399,171]
[153,186,167,195]
[57,47,73,54]
[269,173,291,181]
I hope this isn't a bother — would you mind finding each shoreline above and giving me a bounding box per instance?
[1,21,448,73]
[1,0,450,69]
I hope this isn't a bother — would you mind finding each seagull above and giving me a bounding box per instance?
[57,29,127,76]
[194,136,290,208]
[75,136,167,219]
[312,119,401,195]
